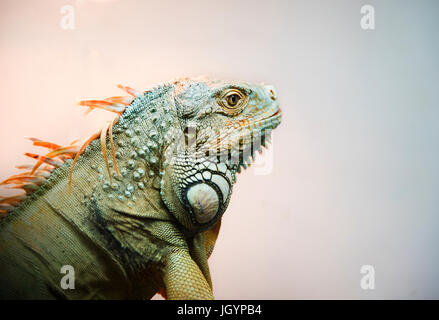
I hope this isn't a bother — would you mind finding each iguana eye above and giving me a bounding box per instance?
[218,89,247,115]
[226,93,240,106]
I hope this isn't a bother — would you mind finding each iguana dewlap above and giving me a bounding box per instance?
[0,77,281,299]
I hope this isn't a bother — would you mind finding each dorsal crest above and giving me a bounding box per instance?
[0,83,167,217]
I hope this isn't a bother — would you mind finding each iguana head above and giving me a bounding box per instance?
[160,77,281,233]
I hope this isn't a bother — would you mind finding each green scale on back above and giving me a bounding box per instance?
[0,76,281,299]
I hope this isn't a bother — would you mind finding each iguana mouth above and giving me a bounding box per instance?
[247,109,281,136]
[271,108,281,117]
[264,107,282,124]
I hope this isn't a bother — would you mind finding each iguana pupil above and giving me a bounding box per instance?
[228,94,239,106]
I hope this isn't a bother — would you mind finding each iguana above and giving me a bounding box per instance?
[0,76,281,299]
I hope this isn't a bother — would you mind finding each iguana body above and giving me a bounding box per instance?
[0,77,281,299]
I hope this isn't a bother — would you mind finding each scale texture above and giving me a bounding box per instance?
[0,76,281,299]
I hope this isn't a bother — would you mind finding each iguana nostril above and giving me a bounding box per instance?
[264,85,277,101]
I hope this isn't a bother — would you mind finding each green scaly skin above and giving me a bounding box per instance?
[0,77,281,299]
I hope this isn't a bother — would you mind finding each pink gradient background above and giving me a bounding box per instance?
[1,0,439,299]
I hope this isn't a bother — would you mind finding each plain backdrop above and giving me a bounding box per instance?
[1,0,438,299]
